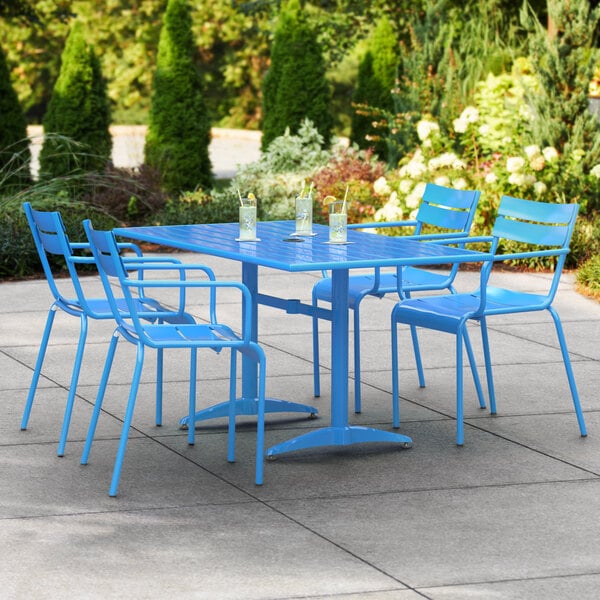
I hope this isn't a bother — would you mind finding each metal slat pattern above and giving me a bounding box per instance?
[115,221,487,272]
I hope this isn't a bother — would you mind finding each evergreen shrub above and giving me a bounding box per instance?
[144,0,213,195]
[261,0,333,151]
[39,21,112,181]
[350,16,399,162]
[0,198,117,279]
[0,44,31,192]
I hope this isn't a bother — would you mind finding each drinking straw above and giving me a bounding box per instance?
[342,184,349,214]
[308,181,314,199]
[237,189,243,206]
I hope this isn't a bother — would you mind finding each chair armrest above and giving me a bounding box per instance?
[70,241,144,257]
[122,262,216,319]
[125,278,254,341]
[492,247,570,262]
[348,220,418,230]
[122,261,216,280]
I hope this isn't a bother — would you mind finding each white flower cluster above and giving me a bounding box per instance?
[375,190,404,222]
[373,176,391,195]
[416,119,440,142]
[453,106,479,133]
[501,145,560,195]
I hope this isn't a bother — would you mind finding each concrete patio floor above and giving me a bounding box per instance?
[1,253,600,599]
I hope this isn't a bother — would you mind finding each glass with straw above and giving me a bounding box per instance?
[294,182,314,236]
[328,186,349,243]
[238,191,257,241]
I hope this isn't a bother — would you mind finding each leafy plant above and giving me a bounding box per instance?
[311,145,386,223]
[0,197,117,279]
[522,0,600,206]
[155,189,238,225]
[224,119,333,220]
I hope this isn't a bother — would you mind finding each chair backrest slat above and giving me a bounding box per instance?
[492,217,571,247]
[417,203,472,231]
[492,196,578,247]
[24,202,88,306]
[82,220,139,329]
[497,195,576,224]
[416,184,480,233]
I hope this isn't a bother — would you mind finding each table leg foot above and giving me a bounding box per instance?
[179,397,318,429]
[266,425,413,457]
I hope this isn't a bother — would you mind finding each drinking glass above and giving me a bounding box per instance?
[294,195,313,235]
[239,196,257,240]
[328,201,347,243]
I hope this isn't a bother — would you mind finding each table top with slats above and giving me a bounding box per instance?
[114,221,489,272]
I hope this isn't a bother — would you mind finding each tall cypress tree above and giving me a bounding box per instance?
[0,43,31,190]
[350,16,399,161]
[261,0,332,151]
[144,0,212,195]
[39,20,112,181]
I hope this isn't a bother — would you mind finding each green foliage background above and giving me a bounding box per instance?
[0,1,552,132]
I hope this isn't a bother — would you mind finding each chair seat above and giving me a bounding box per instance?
[393,287,551,333]
[313,267,453,308]
[136,322,240,346]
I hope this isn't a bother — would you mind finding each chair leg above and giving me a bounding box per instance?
[228,350,237,463]
[109,342,145,497]
[21,306,57,430]
[390,308,400,429]
[312,295,321,398]
[409,325,426,388]
[187,348,197,446]
[353,304,362,413]
[81,332,119,465]
[455,330,465,446]
[255,349,267,486]
[404,292,426,388]
[155,348,163,426]
[479,317,497,415]
[463,327,487,409]
[548,307,587,436]
[57,314,88,457]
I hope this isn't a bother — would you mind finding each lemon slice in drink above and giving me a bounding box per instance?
[247,192,256,200]
[322,195,337,205]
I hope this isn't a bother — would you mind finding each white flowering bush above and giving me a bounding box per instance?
[372,64,600,246]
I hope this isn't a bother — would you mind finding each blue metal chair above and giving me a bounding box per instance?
[21,202,194,457]
[391,196,588,445]
[312,183,482,412]
[81,220,267,496]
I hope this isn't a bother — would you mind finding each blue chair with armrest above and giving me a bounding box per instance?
[81,220,267,496]
[21,202,194,456]
[390,196,587,445]
[312,183,482,412]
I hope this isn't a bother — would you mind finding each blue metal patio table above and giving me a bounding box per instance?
[114,220,490,458]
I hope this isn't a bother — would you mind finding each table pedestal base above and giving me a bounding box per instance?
[179,397,318,429]
[266,425,413,457]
